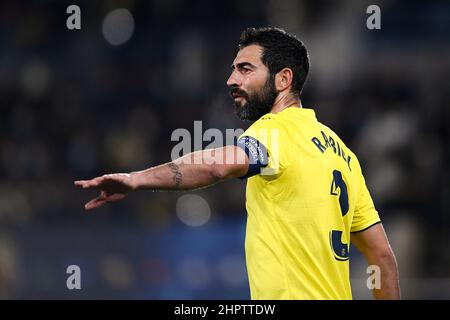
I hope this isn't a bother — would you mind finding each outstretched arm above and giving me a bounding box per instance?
[351,223,401,299]
[74,145,249,210]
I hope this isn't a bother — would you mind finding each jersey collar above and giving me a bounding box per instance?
[280,106,317,119]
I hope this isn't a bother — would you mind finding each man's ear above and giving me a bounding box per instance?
[275,68,294,92]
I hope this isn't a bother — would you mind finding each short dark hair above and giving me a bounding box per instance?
[237,27,310,95]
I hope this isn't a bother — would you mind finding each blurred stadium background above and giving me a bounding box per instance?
[0,0,449,299]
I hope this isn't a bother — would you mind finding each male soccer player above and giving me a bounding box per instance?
[75,27,400,300]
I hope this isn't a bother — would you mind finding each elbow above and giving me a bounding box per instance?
[210,162,245,181]
[210,164,229,181]
[369,246,397,266]
[204,146,248,181]
[377,246,395,259]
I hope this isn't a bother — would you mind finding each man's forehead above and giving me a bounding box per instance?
[233,44,264,66]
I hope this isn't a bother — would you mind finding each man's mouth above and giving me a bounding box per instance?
[230,90,246,100]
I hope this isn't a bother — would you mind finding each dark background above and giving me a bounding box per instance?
[0,0,449,299]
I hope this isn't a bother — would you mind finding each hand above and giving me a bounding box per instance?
[74,173,136,210]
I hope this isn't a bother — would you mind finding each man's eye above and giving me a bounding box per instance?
[242,68,251,73]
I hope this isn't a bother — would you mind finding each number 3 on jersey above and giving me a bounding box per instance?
[329,170,350,261]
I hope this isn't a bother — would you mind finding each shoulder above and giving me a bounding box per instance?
[243,113,287,136]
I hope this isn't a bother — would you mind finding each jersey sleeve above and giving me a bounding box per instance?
[236,114,285,179]
[351,166,381,233]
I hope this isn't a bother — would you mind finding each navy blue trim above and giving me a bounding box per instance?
[351,221,382,233]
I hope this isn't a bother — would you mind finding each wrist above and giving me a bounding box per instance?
[129,171,142,191]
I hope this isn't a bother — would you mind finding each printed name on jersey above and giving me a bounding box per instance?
[311,131,352,171]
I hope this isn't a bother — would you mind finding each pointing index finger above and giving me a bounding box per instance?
[74,177,103,189]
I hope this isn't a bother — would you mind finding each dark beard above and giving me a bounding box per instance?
[233,74,278,122]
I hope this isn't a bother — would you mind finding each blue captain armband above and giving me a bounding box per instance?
[236,136,269,179]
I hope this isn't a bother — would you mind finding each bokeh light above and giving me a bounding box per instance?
[102,8,135,46]
[176,194,211,227]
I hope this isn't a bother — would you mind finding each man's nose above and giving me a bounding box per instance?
[226,71,240,87]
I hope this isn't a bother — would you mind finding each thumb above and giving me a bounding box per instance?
[84,192,127,211]
[85,192,108,210]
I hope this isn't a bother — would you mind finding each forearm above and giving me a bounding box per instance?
[367,253,401,300]
[130,148,245,191]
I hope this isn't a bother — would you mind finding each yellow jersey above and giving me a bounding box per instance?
[236,106,381,300]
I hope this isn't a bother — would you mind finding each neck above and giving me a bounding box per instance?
[270,92,302,114]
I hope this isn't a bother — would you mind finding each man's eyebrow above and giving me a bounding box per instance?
[231,62,256,70]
